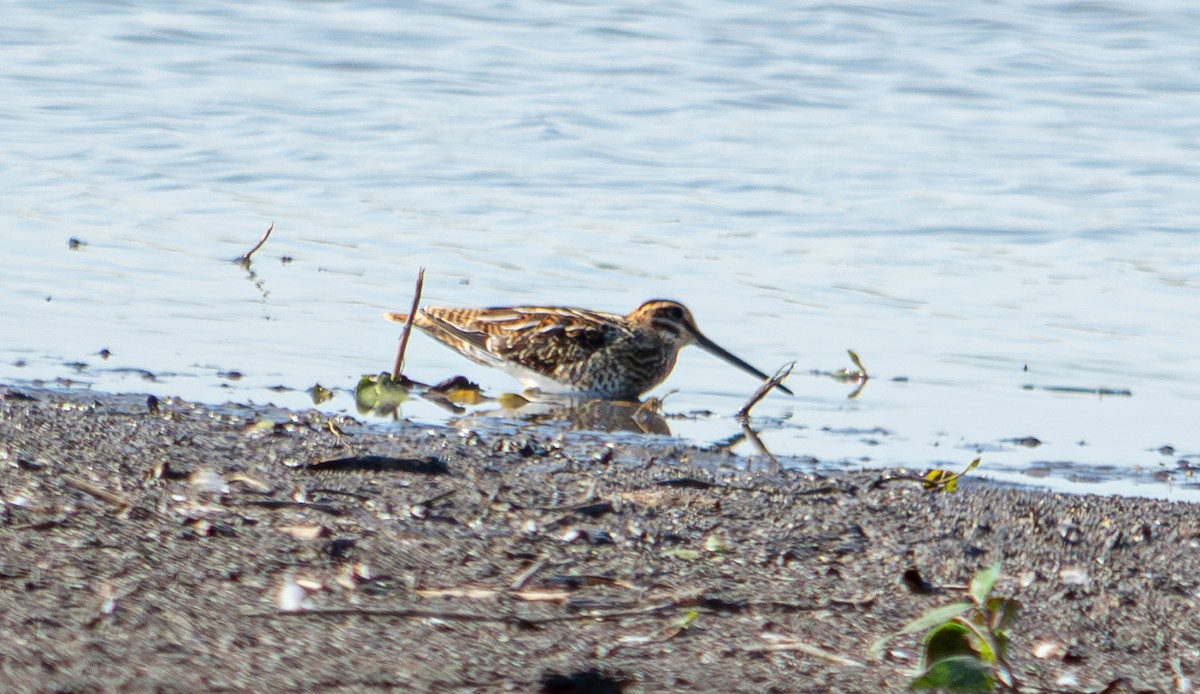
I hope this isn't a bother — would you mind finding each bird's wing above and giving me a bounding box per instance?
[417,306,631,379]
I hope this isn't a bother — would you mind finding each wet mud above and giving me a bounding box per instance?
[1,386,1197,693]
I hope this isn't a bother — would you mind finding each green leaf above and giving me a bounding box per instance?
[874,601,975,654]
[847,349,867,376]
[308,383,334,405]
[910,655,996,692]
[969,562,1002,605]
[986,596,1021,634]
[993,631,1009,663]
[354,376,379,410]
[354,372,410,415]
[899,602,974,636]
[923,621,976,664]
[967,625,997,664]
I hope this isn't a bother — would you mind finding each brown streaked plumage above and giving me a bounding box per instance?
[383,299,793,400]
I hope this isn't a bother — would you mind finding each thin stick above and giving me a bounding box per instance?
[237,222,274,266]
[392,268,425,380]
[508,557,548,591]
[62,475,130,512]
[736,361,794,421]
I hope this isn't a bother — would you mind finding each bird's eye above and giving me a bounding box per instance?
[661,306,684,320]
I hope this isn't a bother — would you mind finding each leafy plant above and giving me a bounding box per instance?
[923,457,982,493]
[875,561,1020,692]
[354,372,411,415]
[832,348,870,399]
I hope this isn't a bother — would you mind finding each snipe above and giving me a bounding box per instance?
[384,299,792,400]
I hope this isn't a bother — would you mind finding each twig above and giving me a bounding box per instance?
[237,222,274,267]
[246,601,677,624]
[739,419,779,469]
[392,267,425,380]
[62,475,130,513]
[736,361,794,421]
[508,557,549,591]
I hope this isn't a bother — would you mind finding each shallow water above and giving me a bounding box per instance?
[3,1,1199,499]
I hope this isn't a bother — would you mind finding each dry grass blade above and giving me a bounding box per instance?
[747,637,865,667]
[736,361,794,421]
[237,222,274,267]
[414,586,573,602]
[392,267,425,380]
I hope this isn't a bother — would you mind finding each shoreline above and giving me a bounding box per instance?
[1,385,1196,692]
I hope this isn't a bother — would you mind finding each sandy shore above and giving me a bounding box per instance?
[1,385,1197,693]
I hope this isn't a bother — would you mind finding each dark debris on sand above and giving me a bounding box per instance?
[1,386,1198,693]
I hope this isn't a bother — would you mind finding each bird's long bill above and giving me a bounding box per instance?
[691,331,794,396]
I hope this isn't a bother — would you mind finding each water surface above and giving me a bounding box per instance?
[3,1,1199,499]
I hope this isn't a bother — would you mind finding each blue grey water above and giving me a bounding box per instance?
[3,1,1199,499]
